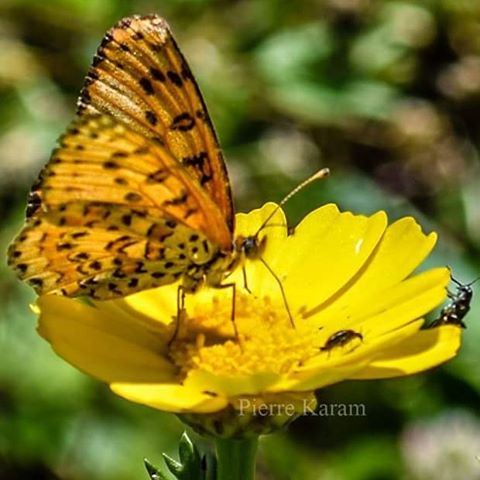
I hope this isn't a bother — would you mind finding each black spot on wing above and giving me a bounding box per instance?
[167,71,182,87]
[139,77,154,95]
[145,111,158,126]
[147,169,169,183]
[150,67,166,82]
[171,113,195,131]
[124,192,142,202]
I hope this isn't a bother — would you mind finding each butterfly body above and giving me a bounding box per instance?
[8,14,260,300]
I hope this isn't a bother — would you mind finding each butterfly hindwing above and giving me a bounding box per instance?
[8,201,216,299]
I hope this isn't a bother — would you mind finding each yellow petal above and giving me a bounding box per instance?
[283,319,424,391]
[306,217,439,321]
[119,283,178,325]
[186,369,283,397]
[278,362,371,393]
[279,207,388,312]
[37,295,175,383]
[355,216,439,290]
[355,268,449,335]
[351,325,462,379]
[110,383,228,413]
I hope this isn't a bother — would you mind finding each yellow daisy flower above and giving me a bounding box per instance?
[36,203,461,437]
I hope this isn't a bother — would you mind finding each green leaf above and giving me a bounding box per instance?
[144,459,171,480]
[162,453,183,477]
[178,432,202,478]
[178,432,200,466]
[156,432,208,480]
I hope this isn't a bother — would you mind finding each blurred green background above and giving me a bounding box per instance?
[1,0,480,479]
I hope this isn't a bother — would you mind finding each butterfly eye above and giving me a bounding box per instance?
[242,237,258,257]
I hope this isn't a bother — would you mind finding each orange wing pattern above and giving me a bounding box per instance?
[7,15,235,299]
[8,115,228,298]
[9,205,216,299]
[77,14,233,231]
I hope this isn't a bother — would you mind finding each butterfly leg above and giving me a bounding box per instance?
[258,256,295,328]
[216,282,239,339]
[168,285,187,346]
[242,266,252,294]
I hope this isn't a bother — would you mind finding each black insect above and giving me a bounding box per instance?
[320,329,363,352]
[428,276,478,329]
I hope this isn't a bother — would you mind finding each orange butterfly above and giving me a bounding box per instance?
[8,15,254,301]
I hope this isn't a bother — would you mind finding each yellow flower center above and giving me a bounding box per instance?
[169,292,321,379]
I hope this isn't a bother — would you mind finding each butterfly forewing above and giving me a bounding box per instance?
[28,114,230,245]
[8,15,235,300]
[77,14,233,231]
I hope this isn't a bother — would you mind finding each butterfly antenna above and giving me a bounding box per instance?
[255,168,330,235]
[244,168,329,329]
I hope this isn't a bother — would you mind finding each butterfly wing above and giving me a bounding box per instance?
[77,14,234,232]
[8,114,226,298]
[8,15,236,299]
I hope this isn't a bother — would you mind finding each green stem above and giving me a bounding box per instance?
[215,436,258,480]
